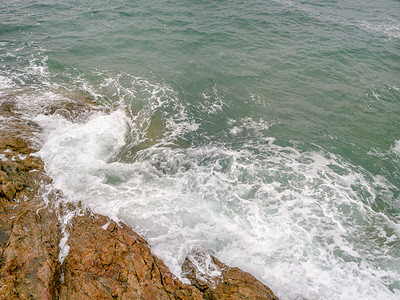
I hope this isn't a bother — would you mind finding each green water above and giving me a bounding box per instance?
[1,0,400,299]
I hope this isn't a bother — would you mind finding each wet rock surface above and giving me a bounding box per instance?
[0,200,61,300]
[182,254,278,300]
[0,98,61,300]
[59,213,203,300]
[0,95,278,299]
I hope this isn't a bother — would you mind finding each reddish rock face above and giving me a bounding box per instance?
[0,99,61,300]
[0,200,61,300]
[58,213,203,300]
[58,212,278,300]
[0,95,279,300]
[182,255,278,300]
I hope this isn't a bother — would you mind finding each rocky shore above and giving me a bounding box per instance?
[0,94,278,299]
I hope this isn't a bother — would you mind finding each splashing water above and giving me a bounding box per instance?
[1,0,400,299]
[33,89,400,299]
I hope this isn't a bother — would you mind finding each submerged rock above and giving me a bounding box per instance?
[0,94,278,299]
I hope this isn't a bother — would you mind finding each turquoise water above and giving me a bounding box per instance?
[1,0,400,299]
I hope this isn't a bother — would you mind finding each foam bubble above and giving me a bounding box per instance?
[229,126,242,135]
[26,56,50,78]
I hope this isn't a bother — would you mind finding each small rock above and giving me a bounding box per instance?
[0,171,8,184]
[182,255,278,300]
[1,182,16,200]
[0,136,33,154]
[13,181,24,191]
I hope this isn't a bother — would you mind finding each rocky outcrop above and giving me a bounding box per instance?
[182,254,278,300]
[0,200,61,300]
[0,95,278,299]
[58,213,203,299]
[0,99,61,300]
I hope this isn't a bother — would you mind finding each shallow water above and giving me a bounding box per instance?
[1,0,400,299]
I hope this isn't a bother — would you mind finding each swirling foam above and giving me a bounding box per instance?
[3,38,398,300]
[35,107,400,300]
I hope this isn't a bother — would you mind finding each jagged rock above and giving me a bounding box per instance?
[182,254,278,300]
[0,145,45,203]
[0,200,61,300]
[0,136,34,155]
[0,170,9,183]
[42,97,102,121]
[59,213,203,300]
[1,182,16,200]
[0,96,61,300]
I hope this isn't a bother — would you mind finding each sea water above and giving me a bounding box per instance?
[1,0,399,299]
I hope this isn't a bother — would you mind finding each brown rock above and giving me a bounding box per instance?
[59,213,203,300]
[0,136,33,154]
[1,182,16,200]
[0,201,61,300]
[0,154,46,203]
[182,254,278,300]
[0,170,8,184]
[0,95,61,299]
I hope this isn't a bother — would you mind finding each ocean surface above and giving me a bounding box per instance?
[1,0,400,299]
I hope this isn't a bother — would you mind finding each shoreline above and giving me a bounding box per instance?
[0,94,278,299]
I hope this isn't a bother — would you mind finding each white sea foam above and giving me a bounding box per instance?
[26,56,50,78]
[14,91,70,117]
[0,75,15,90]
[101,220,111,230]
[392,140,400,157]
[185,250,222,286]
[2,49,399,297]
[35,105,400,300]
[58,213,72,263]
[200,85,226,115]
[229,126,242,135]
[35,110,127,192]
[6,44,396,299]
[360,19,400,40]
